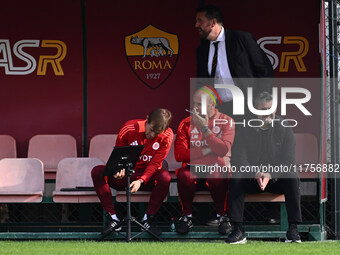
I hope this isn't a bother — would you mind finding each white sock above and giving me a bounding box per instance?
[217,214,221,218]
[187,214,192,218]
[142,214,148,221]
[111,214,119,221]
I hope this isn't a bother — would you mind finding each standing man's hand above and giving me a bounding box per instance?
[255,172,271,191]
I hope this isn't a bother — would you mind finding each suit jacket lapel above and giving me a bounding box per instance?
[201,39,210,77]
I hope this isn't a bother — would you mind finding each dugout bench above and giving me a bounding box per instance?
[0,133,327,241]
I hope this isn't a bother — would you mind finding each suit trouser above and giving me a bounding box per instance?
[228,175,302,224]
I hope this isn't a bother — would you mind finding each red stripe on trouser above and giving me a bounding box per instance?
[224,178,230,213]
[177,167,197,215]
[206,177,228,216]
[143,170,171,215]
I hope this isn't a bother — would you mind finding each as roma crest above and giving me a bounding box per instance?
[125,25,179,89]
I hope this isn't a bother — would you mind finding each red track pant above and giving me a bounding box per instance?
[91,165,171,215]
[176,167,229,216]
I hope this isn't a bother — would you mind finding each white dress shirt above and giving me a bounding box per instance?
[208,27,235,102]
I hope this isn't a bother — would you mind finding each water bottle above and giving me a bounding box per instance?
[169,217,176,232]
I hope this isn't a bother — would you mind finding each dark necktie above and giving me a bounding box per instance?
[211,41,219,77]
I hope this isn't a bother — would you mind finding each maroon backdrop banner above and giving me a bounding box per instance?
[0,0,84,157]
[86,0,197,145]
[0,0,321,156]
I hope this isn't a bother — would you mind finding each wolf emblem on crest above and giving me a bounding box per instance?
[130,35,173,58]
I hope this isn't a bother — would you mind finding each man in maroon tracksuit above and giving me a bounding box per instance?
[174,87,235,234]
[92,108,173,238]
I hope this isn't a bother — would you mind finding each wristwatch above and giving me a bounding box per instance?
[138,179,144,184]
[201,126,209,134]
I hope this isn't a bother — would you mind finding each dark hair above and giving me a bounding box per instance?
[254,92,273,108]
[196,5,223,23]
[147,108,172,131]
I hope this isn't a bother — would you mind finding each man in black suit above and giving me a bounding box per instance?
[194,4,278,232]
[195,5,273,119]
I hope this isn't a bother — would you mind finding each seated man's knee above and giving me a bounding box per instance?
[229,177,244,188]
[209,170,229,180]
[283,172,300,179]
[206,177,227,187]
[157,169,172,185]
[282,175,300,188]
[177,167,191,182]
[91,165,105,180]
